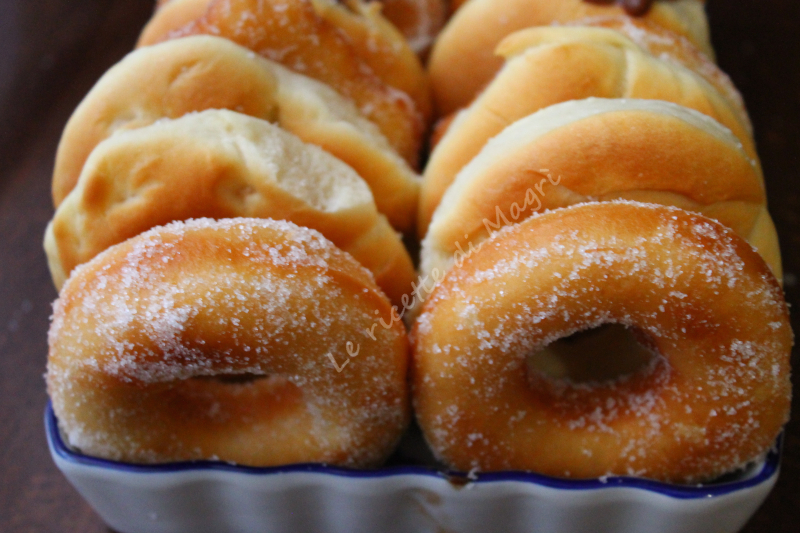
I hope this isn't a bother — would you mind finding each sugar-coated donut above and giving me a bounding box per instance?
[51,36,420,232]
[412,202,791,483]
[420,99,782,297]
[47,218,410,467]
[418,22,754,235]
[429,0,711,115]
[562,16,747,131]
[147,0,447,55]
[379,0,448,53]
[45,110,415,306]
[139,0,430,165]
[449,0,467,11]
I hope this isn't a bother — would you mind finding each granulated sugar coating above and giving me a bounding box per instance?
[412,201,792,483]
[47,218,410,467]
[166,0,426,164]
[569,15,749,129]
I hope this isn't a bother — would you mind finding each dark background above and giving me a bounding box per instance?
[1,0,798,530]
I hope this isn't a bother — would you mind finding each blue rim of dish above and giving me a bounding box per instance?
[46,402,781,500]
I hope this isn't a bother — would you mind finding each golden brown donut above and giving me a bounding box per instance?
[47,218,410,467]
[449,0,467,11]
[428,0,712,115]
[564,16,746,129]
[412,201,792,483]
[418,22,754,234]
[380,0,448,53]
[139,0,430,165]
[45,109,415,307]
[420,99,782,291]
[143,0,210,47]
[51,36,420,232]
[146,0,447,55]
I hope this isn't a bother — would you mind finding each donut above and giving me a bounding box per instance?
[146,0,447,55]
[45,109,415,307]
[412,201,792,483]
[379,0,448,53]
[141,0,211,47]
[418,22,754,234]
[420,99,782,301]
[584,0,673,17]
[51,36,420,232]
[138,0,431,164]
[47,218,410,467]
[562,16,749,133]
[428,0,712,115]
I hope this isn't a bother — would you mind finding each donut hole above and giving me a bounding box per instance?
[193,373,270,385]
[527,324,659,385]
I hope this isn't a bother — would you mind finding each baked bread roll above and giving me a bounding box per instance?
[45,110,415,307]
[420,99,782,298]
[139,0,430,164]
[51,36,420,232]
[47,218,410,467]
[413,201,791,482]
[429,0,712,115]
[418,22,755,234]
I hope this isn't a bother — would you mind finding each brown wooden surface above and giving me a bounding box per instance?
[1,0,798,531]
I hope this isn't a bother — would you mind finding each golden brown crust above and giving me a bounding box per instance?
[448,0,467,11]
[45,110,415,306]
[139,0,430,164]
[413,202,791,482]
[141,0,211,47]
[562,16,748,132]
[51,36,420,232]
[148,0,447,55]
[420,99,781,287]
[419,24,755,236]
[379,0,448,53]
[429,0,712,115]
[48,218,410,467]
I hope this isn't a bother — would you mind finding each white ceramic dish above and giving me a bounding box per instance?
[47,403,780,533]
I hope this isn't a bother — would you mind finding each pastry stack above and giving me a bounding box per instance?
[45,0,447,468]
[45,0,792,486]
